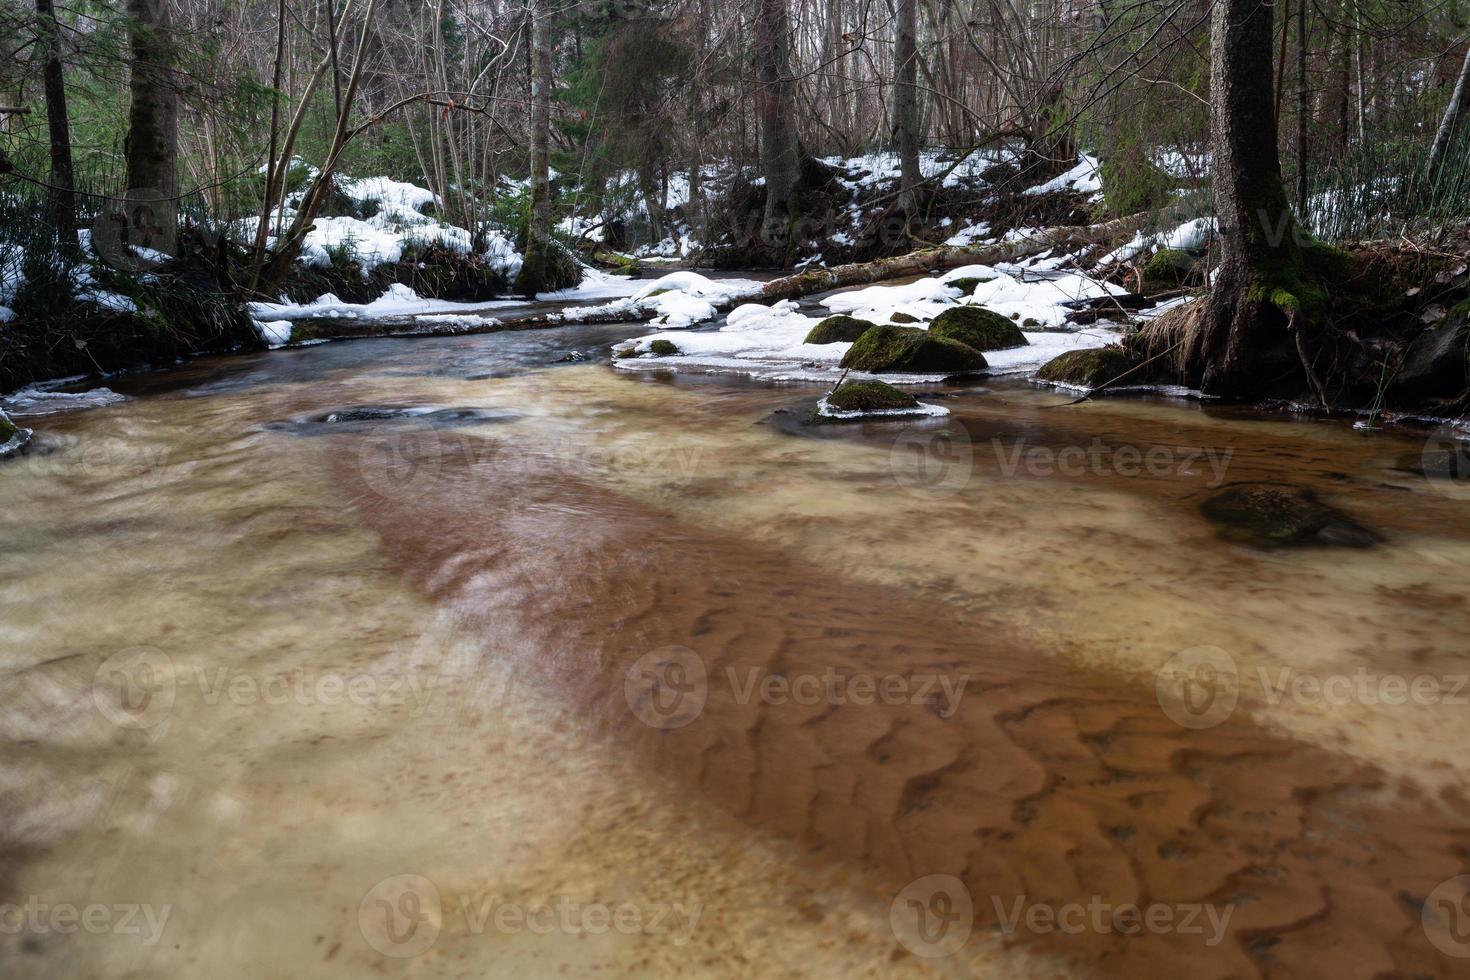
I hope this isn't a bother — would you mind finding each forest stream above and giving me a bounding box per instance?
[3,313,1470,978]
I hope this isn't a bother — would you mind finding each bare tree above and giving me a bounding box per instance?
[34,0,77,246]
[755,0,802,227]
[514,0,554,296]
[892,0,921,217]
[124,0,180,250]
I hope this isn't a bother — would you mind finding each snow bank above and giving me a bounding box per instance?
[1098,216,1217,267]
[1022,154,1103,197]
[1,385,127,417]
[613,271,1127,383]
[632,271,762,328]
[236,175,524,280]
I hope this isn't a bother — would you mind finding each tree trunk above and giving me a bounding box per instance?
[1426,43,1470,185]
[124,0,180,252]
[754,0,802,228]
[514,0,554,297]
[1185,0,1307,398]
[1296,0,1309,215]
[34,0,77,247]
[892,0,922,217]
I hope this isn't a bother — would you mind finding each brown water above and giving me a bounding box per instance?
[3,322,1470,978]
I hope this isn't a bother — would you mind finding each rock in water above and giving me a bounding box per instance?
[649,339,680,357]
[804,314,877,344]
[823,380,920,413]
[1035,347,1141,388]
[0,409,32,459]
[928,306,1028,351]
[838,325,987,373]
[1199,483,1377,548]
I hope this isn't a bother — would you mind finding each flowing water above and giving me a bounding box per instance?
[3,317,1470,978]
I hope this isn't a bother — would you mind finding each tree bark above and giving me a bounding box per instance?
[1186,0,1305,398]
[513,0,554,297]
[1426,43,1470,185]
[124,0,180,250]
[754,0,802,227]
[34,0,77,247]
[892,0,922,217]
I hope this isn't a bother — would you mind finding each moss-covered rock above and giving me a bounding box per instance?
[824,380,920,413]
[928,306,1028,352]
[943,276,994,296]
[615,345,641,359]
[1199,483,1376,548]
[649,338,680,357]
[839,325,987,373]
[804,314,877,344]
[0,409,31,459]
[889,312,922,324]
[1142,248,1199,291]
[1034,346,1140,388]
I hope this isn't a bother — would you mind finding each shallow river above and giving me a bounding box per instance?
[3,317,1470,978]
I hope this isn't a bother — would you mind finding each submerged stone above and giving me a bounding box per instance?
[839,325,987,374]
[1199,482,1377,548]
[804,314,877,345]
[824,380,919,413]
[1034,347,1140,388]
[928,306,1028,351]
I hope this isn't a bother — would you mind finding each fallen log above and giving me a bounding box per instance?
[285,212,1154,343]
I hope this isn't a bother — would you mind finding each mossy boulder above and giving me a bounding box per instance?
[804,314,877,344]
[824,380,920,413]
[1142,248,1199,291]
[1035,347,1140,388]
[839,324,987,373]
[890,312,922,324]
[0,409,31,459]
[649,338,680,357]
[1199,483,1376,548]
[928,306,1028,352]
[944,277,994,296]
